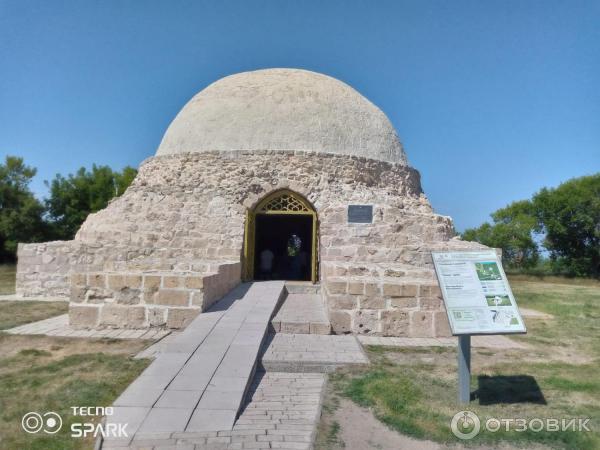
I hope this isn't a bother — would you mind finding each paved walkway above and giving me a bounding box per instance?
[271,293,331,334]
[104,281,286,448]
[358,335,528,349]
[110,371,325,450]
[4,314,170,340]
[261,333,369,372]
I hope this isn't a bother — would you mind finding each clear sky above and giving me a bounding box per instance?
[1,0,598,231]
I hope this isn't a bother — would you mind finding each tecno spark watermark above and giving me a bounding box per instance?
[451,410,592,440]
[22,407,128,438]
[21,411,62,434]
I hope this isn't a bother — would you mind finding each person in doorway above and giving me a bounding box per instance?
[259,248,275,280]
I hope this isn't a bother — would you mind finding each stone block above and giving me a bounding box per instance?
[185,276,204,289]
[329,310,351,334]
[420,284,442,298]
[99,304,128,327]
[148,307,167,327]
[144,290,158,304]
[70,286,87,303]
[88,273,106,288]
[384,269,406,277]
[347,282,364,295]
[144,275,161,290]
[125,275,142,288]
[86,287,112,303]
[390,297,418,309]
[69,305,99,328]
[100,304,147,328]
[364,282,380,296]
[107,274,126,290]
[353,310,380,334]
[433,311,452,337]
[380,310,409,336]
[127,306,147,328]
[419,297,442,310]
[382,283,418,297]
[71,273,87,287]
[358,296,385,309]
[163,276,183,288]
[326,281,347,295]
[409,311,433,337]
[191,291,205,308]
[115,287,141,305]
[157,289,190,306]
[280,322,309,333]
[167,308,200,329]
[309,322,331,335]
[328,295,356,310]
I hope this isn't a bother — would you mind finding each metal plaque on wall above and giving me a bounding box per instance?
[348,205,373,223]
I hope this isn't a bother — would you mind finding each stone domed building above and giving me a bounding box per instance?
[16,68,483,337]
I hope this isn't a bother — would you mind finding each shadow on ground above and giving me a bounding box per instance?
[474,375,547,405]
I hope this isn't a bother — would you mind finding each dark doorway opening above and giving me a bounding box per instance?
[254,214,313,281]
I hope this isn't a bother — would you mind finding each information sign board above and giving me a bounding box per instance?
[432,250,526,335]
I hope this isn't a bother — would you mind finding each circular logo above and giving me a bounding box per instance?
[21,412,43,434]
[43,412,62,434]
[451,410,481,440]
[21,411,63,434]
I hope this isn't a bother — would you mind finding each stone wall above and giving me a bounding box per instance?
[69,262,240,329]
[16,150,486,335]
[16,241,101,298]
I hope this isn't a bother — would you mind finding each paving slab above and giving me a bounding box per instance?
[137,407,193,433]
[187,409,239,432]
[121,371,325,449]
[106,281,286,446]
[5,314,170,341]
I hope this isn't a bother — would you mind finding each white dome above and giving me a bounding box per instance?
[156,68,407,165]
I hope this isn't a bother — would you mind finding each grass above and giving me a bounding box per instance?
[0,301,69,330]
[323,276,600,450]
[0,333,150,450]
[0,263,16,295]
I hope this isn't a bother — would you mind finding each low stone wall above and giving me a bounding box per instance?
[69,262,241,329]
[321,260,449,337]
[16,241,102,298]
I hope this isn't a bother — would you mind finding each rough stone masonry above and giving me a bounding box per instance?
[15,68,486,337]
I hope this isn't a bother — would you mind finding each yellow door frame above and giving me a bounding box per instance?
[243,189,318,283]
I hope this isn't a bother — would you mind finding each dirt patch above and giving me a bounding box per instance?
[324,396,442,450]
[320,397,551,450]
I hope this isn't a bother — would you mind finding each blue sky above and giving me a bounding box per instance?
[1,0,598,231]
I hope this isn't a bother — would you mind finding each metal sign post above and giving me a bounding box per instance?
[431,250,527,405]
[457,335,471,404]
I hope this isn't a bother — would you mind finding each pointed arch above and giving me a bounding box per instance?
[244,189,318,283]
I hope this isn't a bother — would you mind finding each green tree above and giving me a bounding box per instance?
[0,156,47,261]
[45,164,137,240]
[462,200,539,269]
[532,174,600,277]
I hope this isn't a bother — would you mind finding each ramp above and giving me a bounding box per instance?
[103,281,285,447]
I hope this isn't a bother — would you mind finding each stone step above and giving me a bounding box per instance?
[260,333,369,373]
[271,292,331,335]
[284,281,321,294]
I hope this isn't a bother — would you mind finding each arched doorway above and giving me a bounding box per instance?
[244,190,318,283]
